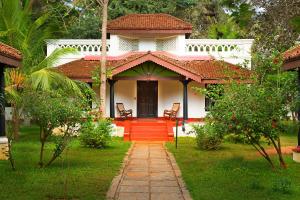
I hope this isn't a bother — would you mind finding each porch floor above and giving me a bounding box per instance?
[114,118,203,141]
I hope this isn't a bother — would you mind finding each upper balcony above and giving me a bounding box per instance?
[47,37,254,68]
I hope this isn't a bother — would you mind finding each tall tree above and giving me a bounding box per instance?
[250,0,300,55]
[96,0,108,117]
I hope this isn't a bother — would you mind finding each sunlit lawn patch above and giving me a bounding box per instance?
[0,126,131,200]
[167,135,300,200]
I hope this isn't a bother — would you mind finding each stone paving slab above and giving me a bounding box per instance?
[107,142,192,200]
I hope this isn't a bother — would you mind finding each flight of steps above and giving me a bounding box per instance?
[127,121,173,141]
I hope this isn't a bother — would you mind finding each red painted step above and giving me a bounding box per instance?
[129,121,170,141]
[116,119,174,141]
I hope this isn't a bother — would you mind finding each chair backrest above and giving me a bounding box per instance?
[172,103,180,112]
[116,103,125,112]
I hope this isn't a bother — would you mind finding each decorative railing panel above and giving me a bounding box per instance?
[119,37,138,52]
[185,39,253,67]
[46,39,110,57]
[185,39,252,55]
[157,37,177,52]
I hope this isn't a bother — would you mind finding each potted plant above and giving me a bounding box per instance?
[292,146,300,163]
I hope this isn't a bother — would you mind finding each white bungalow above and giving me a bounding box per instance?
[48,14,254,140]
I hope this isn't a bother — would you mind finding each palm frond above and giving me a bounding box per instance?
[5,86,21,104]
[30,48,78,73]
[28,68,82,95]
[22,13,49,53]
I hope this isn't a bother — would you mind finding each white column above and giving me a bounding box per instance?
[175,35,186,55]
[109,35,120,56]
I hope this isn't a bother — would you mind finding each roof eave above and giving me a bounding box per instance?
[0,53,22,68]
[283,58,300,71]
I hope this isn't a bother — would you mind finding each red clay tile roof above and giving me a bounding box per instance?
[56,52,251,83]
[0,42,22,61]
[282,45,300,70]
[55,53,147,81]
[152,53,251,80]
[283,45,300,61]
[107,14,192,33]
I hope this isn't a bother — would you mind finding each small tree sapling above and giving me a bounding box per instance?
[23,90,86,167]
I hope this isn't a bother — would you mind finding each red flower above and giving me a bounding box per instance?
[292,146,300,153]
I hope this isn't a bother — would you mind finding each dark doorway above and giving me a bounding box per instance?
[137,81,158,118]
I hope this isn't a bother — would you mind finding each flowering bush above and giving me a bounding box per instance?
[206,82,289,168]
[292,147,300,153]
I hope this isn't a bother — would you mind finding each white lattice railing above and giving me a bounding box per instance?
[46,38,254,67]
[185,39,252,55]
[185,39,253,67]
[46,39,111,57]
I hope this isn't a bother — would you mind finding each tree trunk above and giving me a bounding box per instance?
[248,134,275,168]
[11,103,19,140]
[99,0,109,118]
[39,128,46,167]
[291,112,296,121]
[7,137,15,170]
[39,140,45,167]
[270,137,287,169]
[45,136,68,167]
[253,142,275,169]
[45,153,57,167]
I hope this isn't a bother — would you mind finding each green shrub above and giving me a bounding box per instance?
[192,124,222,150]
[23,90,85,167]
[272,178,292,194]
[224,133,249,144]
[79,117,113,148]
[281,120,299,136]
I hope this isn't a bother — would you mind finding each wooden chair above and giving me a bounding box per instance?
[116,103,132,119]
[164,103,180,119]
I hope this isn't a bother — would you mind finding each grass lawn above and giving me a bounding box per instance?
[0,126,131,200]
[166,134,300,200]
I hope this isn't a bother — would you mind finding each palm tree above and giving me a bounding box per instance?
[0,0,89,138]
[0,0,55,69]
[5,48,84,139]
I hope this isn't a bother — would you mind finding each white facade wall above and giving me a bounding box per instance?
[188,82,207,118]
[138,39,157,51]
[103,80,206,118]
[114,80,137,117]
[158,81,183,117]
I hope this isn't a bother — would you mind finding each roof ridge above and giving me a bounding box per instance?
[107,13,192,32]
[114,13,191,25]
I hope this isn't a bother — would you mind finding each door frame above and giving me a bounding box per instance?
[136,80,158,118]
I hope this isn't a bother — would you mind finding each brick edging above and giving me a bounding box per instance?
[163,143,193,200]
[106,142,135,200]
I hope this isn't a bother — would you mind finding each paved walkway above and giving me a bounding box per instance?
[107,142,192,200]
